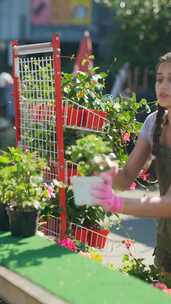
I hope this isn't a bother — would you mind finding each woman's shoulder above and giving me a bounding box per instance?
[145,110,157,122]
[143,110,157,129]
[139,111,157,145]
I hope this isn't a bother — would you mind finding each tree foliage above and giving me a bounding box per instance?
[97,0,171,85]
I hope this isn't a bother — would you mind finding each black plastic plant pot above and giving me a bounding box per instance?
[8,209,39,237]
[0,204,9,231]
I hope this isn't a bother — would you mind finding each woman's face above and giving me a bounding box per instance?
[155,62,171,109]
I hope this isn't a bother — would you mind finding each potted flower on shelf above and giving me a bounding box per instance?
[0,147,52,237]
[66,186,114,249]
[62,68,108,129]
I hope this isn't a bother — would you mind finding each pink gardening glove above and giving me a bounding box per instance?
[91,173,124,213]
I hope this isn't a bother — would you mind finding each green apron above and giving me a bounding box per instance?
[155,144,171,272]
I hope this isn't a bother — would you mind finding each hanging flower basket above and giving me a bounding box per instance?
[72,224,110,249]
[88,229,110,249]
[63,105,84,127]
[72,225,89,244]
[83,109,107,130]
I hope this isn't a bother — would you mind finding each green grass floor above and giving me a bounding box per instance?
[0,232,170,304]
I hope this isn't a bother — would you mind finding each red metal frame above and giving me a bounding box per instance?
[11,40,21,144]
[52,34,67,238]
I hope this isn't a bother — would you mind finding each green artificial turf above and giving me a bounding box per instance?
[0,232,170,304]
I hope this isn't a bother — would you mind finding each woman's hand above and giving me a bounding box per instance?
[91,173,124,213]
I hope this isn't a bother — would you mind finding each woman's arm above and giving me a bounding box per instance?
[92,178,171,219]
[112,136,152,191]
[122,194,171,218]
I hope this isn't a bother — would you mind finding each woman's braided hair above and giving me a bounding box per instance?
[152,52,171,156]
[152,105,166,156]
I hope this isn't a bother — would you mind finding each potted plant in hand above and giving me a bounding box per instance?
[0,147,51,237]
[65,134,115,248]
[66,134,113,175]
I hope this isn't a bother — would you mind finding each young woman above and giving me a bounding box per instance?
[91,52,171,275]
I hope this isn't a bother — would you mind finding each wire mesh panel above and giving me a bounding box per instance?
[19,56,57,168]
[12,36,67,237]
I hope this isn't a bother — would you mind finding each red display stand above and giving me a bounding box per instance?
[12,34,109,244]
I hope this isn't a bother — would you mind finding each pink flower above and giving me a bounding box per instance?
[122,132,130,143]
[129,182,137,190]
[44,183,55,199]
[23,145,29,152]
[153,282,171,296]
[57,238,77,252]
[153,282,167,290]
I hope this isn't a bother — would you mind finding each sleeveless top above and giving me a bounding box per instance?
[155,144,171,272]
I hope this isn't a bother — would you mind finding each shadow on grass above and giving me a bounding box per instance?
[0,232,73,269]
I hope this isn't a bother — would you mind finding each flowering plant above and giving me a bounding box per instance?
[62,68,107,111]
[104,93,151,165]
[66,134,112,176]
[57,238,77,252]
[0,147,51,210]
[21,61,155,187]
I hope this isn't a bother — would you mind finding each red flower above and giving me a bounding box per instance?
[138,169,150,181]
[122,239,135,249]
